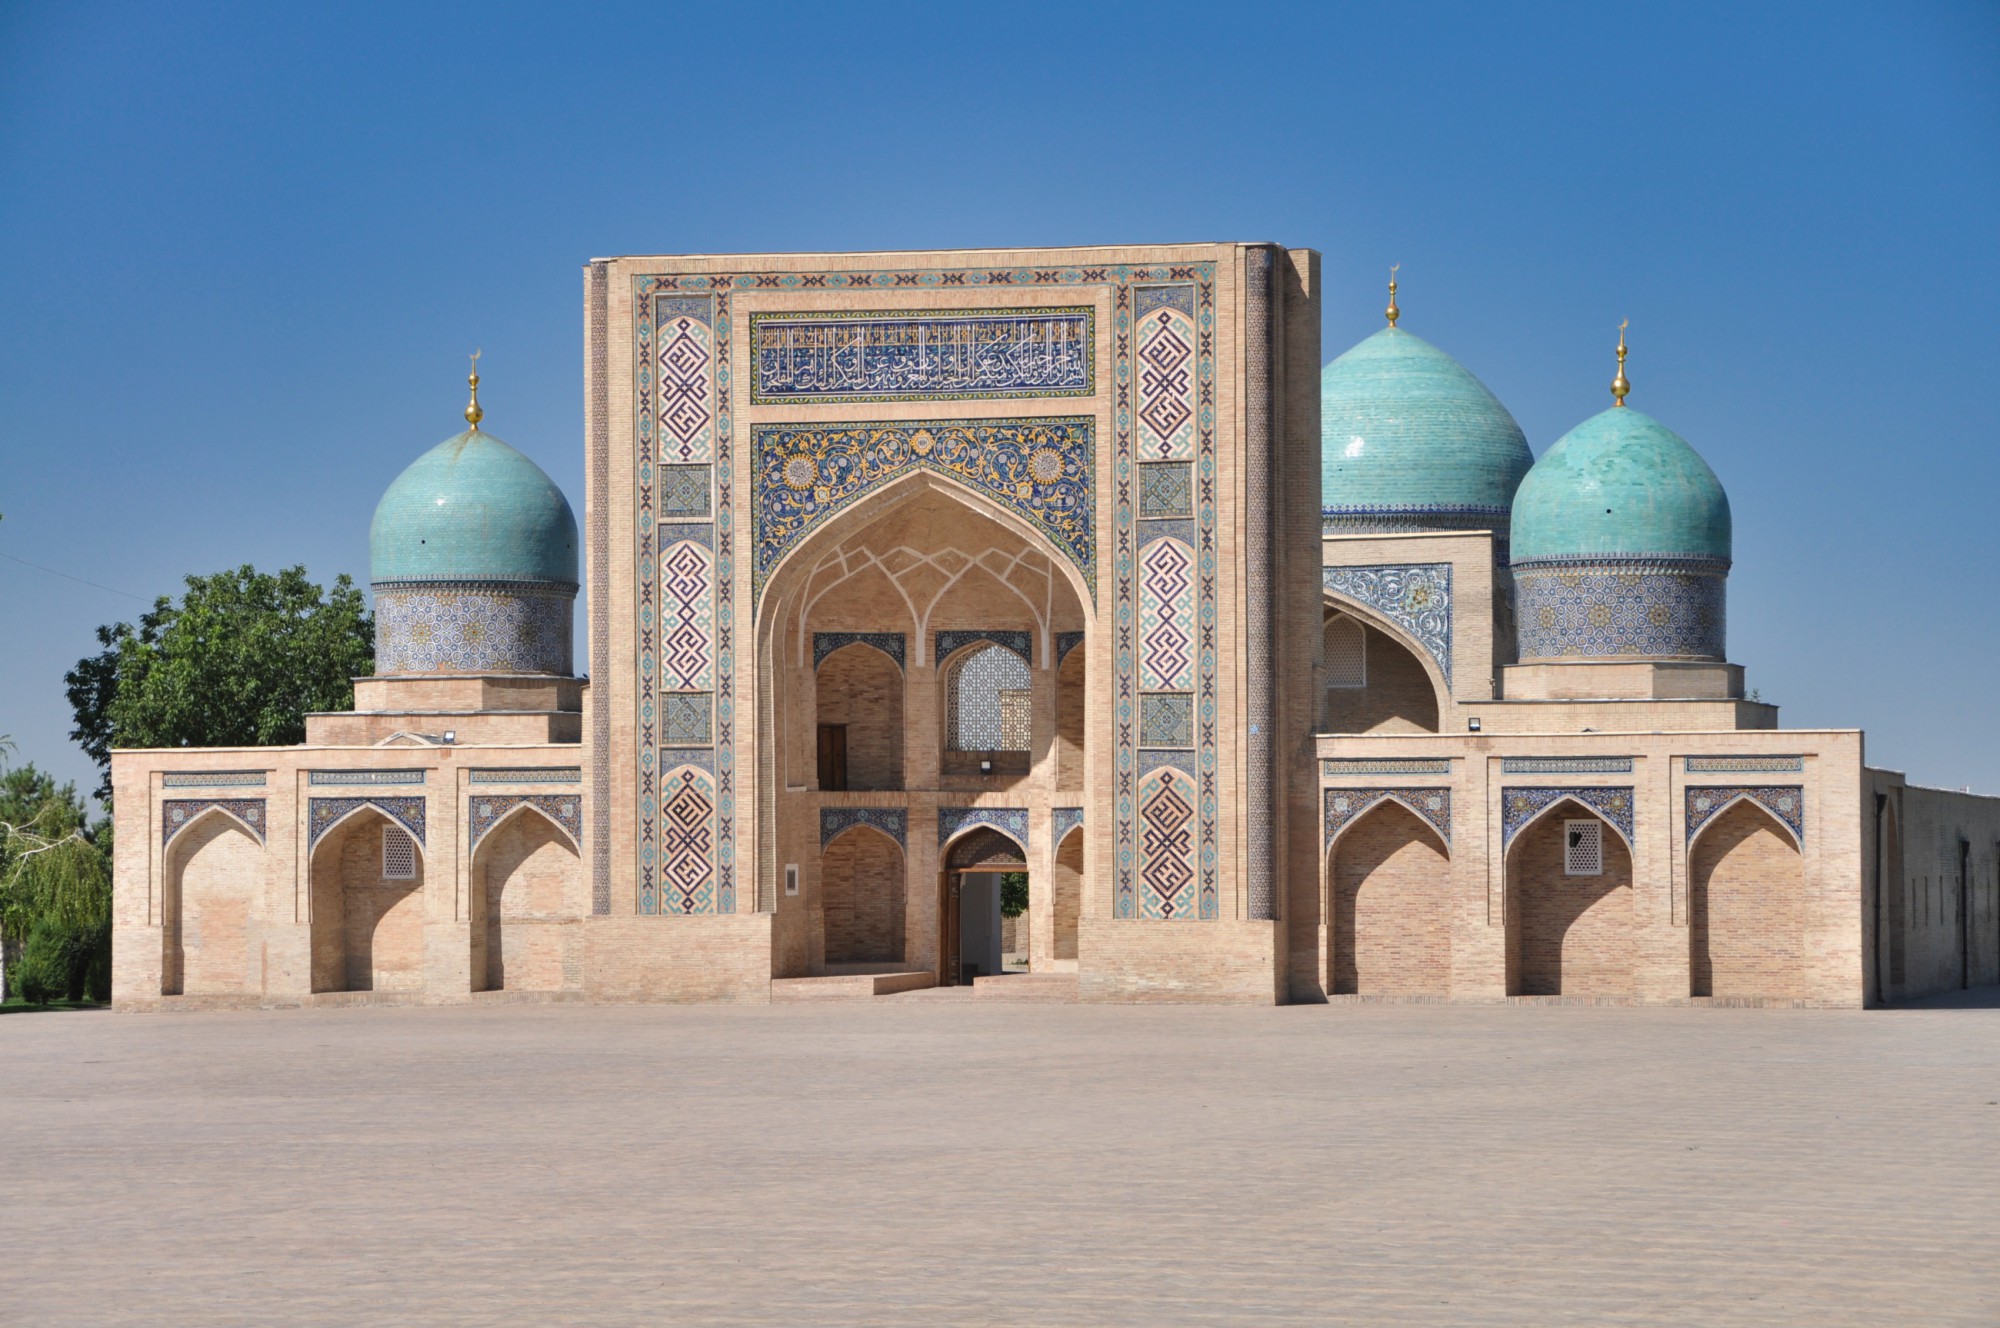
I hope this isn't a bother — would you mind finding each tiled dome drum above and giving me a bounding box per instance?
[1320,328,1535,542]
[1509,406,1732,661]
[368,429,580,675]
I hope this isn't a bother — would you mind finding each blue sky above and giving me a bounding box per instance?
[2,1,1996,801]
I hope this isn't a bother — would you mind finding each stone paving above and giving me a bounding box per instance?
[2,997,1995,1326]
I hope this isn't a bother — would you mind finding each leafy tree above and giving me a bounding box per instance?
[0,764,110,1003]
[67,565,372,797]
[1000,871,1030,918]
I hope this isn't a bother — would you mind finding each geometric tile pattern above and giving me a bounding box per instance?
[1322,758,1452,777]
[468,768,583,785]
[373,582,575,676]
[1514,560,1726,661]
[661,692,714,746]
[1139,538,1195,692]
[1136,295,1195,460]
[1137,764,1199,919]
[1685,785,1803,848]
[162,798,265,847]
[1138,693,1194,749]
[162,771,266,788]
[1501,786,1634,852]
[307,796,427,851]
[658,540,715,692]
[814,632,906,671]
[946,644,1032,751]
[936,630,1032,668]
[1322,563,1454,687]
[1052,806,1084,844]
[637,259,1216,929]
[1686,755,1805,774]
[649,764,717,916]
[1323,787,1451,850]
[308,769,428,786]
[753,417,1095,607]
[820,807,908,849]
[657,465,712,517]
[1501,756,1635,775]
[1138,461,1193,517]
[749,307,1093,403]
[468,793,582,851]
[655,302,714,464]
[938,806,1029,853]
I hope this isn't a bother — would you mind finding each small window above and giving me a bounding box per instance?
[1325,615,1366,689]
[382,825,416,880]
[784,863,800,897]
[948,643,1033,752]
[1564,820,1602,876]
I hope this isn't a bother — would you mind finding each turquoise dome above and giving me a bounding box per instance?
[1321,327,1534,524]
[1511,407,1731,565]
[369,429,579,586]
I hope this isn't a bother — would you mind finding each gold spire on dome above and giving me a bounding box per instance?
[465,349,484,430]
[1385,264,1400,327]
[1610,320,1630,407]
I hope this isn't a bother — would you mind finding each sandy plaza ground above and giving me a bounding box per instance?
[2,995,1995,1326]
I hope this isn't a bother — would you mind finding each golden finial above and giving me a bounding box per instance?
[1610,320,1630,407]
[465,349,484,430]
[1385,264,1400,327]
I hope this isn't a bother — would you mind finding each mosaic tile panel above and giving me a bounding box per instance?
[649,764,717,916]
[814,632,906,671]
[1322,563,1453,686]
[1322,757,1452,777]
[658,540,715,692]
[1686,785,1803,847]
[946,644,1032,751]
[1136,295,1196,460]
[469,794,582,851]
[162,771,265,789]
[937,806,1029,852]
[749,307,1093,403]
[1139,538,1195,692]
[1514,560,1726,660]
[1055,631,1085,665]
[468,767,582,785]
[820,806,908,849]
[657,465,712,517]
[162,798,265,847]
[661,692,713,746]
[1139,693,1194,749]
[1686,755,1804,774]
[1323,787,1451,850]
[1137,765,1201,919]
[308,796,426,850]
[654,299,714,464]
[1138,461,1193,518]
[753,417,1094,607]
[309,769,427,787]
[1053,807,1084,843]
[935,630,1031,667]
[1501,756,1635,775]
[1139,749,1197,778]
[1501,786,1634,851]
[374,583,575,676]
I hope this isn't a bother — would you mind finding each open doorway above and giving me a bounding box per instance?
[940,827,1027,986]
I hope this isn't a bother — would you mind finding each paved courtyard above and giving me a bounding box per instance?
[3,997,1995,1326]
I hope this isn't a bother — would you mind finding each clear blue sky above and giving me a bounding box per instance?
[3,1,1996,802]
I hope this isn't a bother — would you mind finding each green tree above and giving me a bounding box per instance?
[0,764,111,1003]
[67,565,372,797]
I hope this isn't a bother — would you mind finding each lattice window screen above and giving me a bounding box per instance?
[1325,615,1366,689]
[1564,820,1602,876]
[948,644,1032,750]
[382,825,416,880]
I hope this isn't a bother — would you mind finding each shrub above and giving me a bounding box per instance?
[10,917,109,1004]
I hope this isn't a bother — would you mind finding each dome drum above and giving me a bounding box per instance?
[1513,556,1727,662]
[373,580,575,676]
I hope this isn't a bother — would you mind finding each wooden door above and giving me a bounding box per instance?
[817,724,848,791]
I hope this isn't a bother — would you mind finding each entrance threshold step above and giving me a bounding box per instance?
[970,973,1079,1003]
[770,971,936,1002]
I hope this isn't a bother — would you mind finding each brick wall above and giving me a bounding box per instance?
[821,826,906,963]
[1690,802,1804,998]
[817,644,904,791]
[1056,651,1085,791]
[1509,810,1634,996]
[1330,801,1450,995]
[1054,830,1082,961]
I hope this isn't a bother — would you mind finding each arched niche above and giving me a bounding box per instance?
[1325,799,1452,996]
[820,824,907,966]
[1320,601,1444,734]
[470,803,581,993]
[308,807,426,994]
[814,640,905,792]
[1505,799,1634,997]
[162,809,263,996]
[1690,799,1805,999]
[1053,823,1083,962]
[1055,640,1086,791]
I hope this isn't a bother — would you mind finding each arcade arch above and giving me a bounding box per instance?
[162,809,263,996]
[820,824,907,965]
[309,807,426,994]
[1325,798,1452,996]
[470,803,581,993]
[1319,602,1442,734]
[1689,799,1805,999]
[1505,799,1635,997]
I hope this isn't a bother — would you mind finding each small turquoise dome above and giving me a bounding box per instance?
[369,429,578,586]
[1321,327,1534,525]
[1511,407,1732,565]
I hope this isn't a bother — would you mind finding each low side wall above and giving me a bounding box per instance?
[584,914,775,1003]
[1078,919,1282,1004]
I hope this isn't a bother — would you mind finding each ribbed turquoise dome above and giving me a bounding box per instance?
[1511,407,1731,564]
[1321,327,1534,522]
[369,429,578,586]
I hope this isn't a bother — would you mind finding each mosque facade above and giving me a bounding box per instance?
[109,243,2000,1009]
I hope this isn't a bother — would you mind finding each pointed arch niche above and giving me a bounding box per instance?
[1688,796,1805,999]
[1505,795,1635,997]
[308,805,426,994]
[1319,599,1444,734]
[1324,795,1452,996]
[161,805,265,996]
[470,800,582,993]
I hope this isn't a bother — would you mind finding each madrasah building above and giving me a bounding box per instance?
[111,243,2000,1009]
